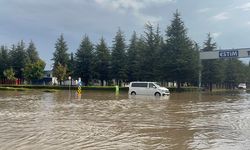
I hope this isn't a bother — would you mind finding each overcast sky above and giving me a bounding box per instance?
[1,0,250,69]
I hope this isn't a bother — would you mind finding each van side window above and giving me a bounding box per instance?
[149,83,155,88]
[131,83,148,87]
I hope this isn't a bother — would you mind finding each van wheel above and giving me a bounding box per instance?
[155,92,161,96]
[131,92,136,95]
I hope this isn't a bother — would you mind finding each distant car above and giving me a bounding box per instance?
[238,83,246,89]
[128,81,170,96]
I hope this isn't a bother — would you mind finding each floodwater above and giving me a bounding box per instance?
[0,90,250,150]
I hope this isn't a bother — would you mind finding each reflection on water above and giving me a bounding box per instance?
[129,94,170,100]
[0,90,250,149]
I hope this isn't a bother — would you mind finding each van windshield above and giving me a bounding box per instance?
[154,82,161,88]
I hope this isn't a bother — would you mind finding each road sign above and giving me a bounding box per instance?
[200,48,250,60]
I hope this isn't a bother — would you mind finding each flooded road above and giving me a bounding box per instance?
[0,90,250,150]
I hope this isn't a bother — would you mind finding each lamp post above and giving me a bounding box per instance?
[68,76,71,91]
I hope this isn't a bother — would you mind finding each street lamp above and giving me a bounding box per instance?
[68,76,71,91]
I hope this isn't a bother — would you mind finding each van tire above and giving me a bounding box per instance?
[155,92,161,96]
[131,91,136,95]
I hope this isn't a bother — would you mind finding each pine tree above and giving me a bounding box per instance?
[142,23,156,81]
[68,52,75,78]
[52,34,69,84]
[223,59,248,89]
[134,35,146,81]
[127,31,140,82]
[95,37,111,86]
[26,41,39,63]
[75,35,94,85]
[165,11,198,89]
[9,41,27,79]
[0,46,9,78]
[201,33,224,91]
[111,28,127,85]
[52,34,69,67]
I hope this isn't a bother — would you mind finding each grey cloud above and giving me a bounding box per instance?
[1,0,250,69]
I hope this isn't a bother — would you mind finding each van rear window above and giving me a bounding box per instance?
[131,83,147,87]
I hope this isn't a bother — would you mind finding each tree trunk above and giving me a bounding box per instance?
[177,81,181,89]
[209,82,212,92]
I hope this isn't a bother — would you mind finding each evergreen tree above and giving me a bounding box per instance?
[95,37,111,86]
[111,28,127,85]
[52,34,69,84]
[52,34,69,68]
[201,33,224,91]
[26,41,39,63]
[9,41,27,79]
[75,35,94,85]
[136,35,147,81]
[68,52,75,78]
[152,24,163,81]
[127,31,140,82]
[141,23,158,81]
[24,41,46,84]
[165,11,198,89]
[0,46,9,78]
[224,59,248,89]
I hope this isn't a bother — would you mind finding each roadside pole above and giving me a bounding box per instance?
[115,85,119,96]
[77,77,82,95]
[68,76,71,92]
[198,56,202,89]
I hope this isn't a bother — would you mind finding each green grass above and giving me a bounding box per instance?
[0,85,128,91]
[2,85,240,93]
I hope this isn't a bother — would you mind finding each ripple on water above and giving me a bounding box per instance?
[1,91,250,149]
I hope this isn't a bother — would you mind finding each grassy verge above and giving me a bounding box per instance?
[0,85,128,92]
[1,85,243,93]
[168,87,199,92]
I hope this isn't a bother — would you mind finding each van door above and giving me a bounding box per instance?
[139,83,148,95]
[148,83,157,95]
[131,83,148,95]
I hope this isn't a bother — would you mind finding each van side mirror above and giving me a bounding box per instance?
[153,86,156,89]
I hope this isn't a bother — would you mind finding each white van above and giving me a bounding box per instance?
[238,83,246,89]
[128,82,170,96]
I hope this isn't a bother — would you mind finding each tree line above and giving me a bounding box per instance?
[0,40,45,84]
[1,11,250,89]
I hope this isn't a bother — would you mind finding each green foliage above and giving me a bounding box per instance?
[26,41,39,63]
[3,68,16,81]
[164,11,199,88]
[67,52,75,77]
[24,60,46,83]
[53,63,67,85]
[9,41,27,79]
[1,10,250,89]
[223,59,247,88]
[127,32,140,81]
[75,35,94,85]
[201,33,224,91]
[139,23,163,81]
[1,41,45,82]
[0,46,9,78]
[52,34,69,67]
[111,28,127,85]
[94,37,111,86]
